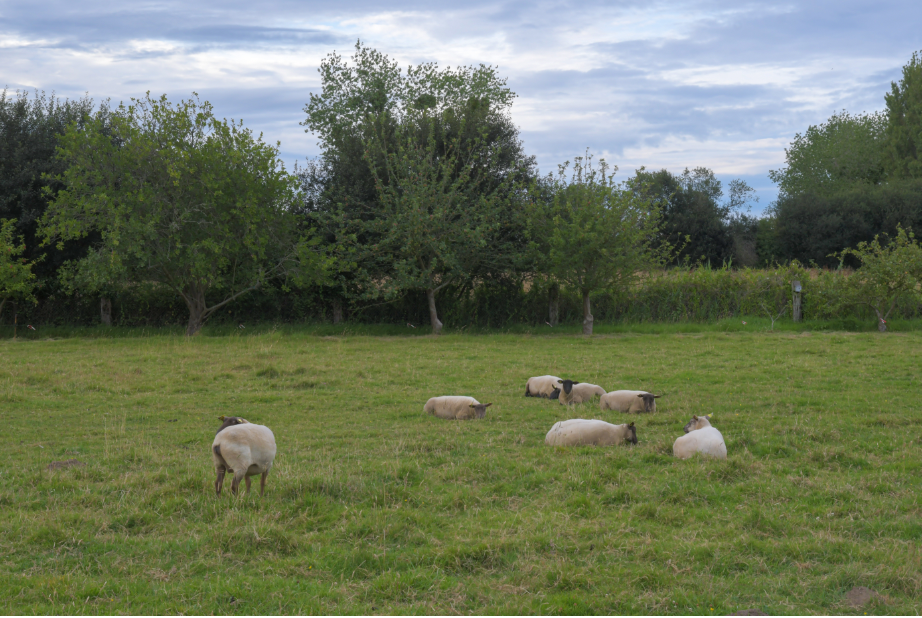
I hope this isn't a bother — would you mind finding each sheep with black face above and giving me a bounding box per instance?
[556,379,606,405]
[212,416,277,496]
[545,419,637,446]
[525,375,563,399]
[600,390,661,413]
[424,396,492,420]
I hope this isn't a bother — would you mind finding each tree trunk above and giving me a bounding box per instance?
[185,286,207,336]
[426,288,443,335]
[876,309,887,332]
[100,297,113,326]
[0,298,6,325]
[582,290,593,336]
[332,298,343,325]
[548,282,559,327]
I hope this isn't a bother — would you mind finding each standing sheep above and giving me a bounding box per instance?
[673,415,727,460]
[424,396,492,420]
[557,379,606,405]
[525,375,563,399]
[212,416,277,496]
[545,419,637,446]
[600,390,661,413]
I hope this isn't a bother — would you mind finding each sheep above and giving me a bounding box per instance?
[556,379,606,405]
[525,375,562,399]
[672,414,727,460]
[212,416,277,496]
[600,390,661,413]
[424,396,492,420]
[545,419,637,446]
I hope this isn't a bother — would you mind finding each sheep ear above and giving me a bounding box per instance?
[705,414,712,419]
[637,394,644,398]
[484,403,492,408]
[218,415,226,421]
[574,381,580,385]
[653,395,661,399]
[557,379,563,383]
[469,404,475,407]
[628,422,635,427]
[692,415,698,420]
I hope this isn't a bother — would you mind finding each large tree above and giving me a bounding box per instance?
[0,89,100,280]
[884,50,922,180]
[345,102,526,335]
[41,93,330,335]
[300,42,535,316]
[634,167,756,266]
[529,154,666,335]
[768,110,887,199]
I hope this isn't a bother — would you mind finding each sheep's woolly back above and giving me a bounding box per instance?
[424,396,480,419]
[525,375,562,397]
[600,390,657,413]
[212,423,278,475]
[545,419,635,446]
[558,383,607,405]
[673,425,726,460]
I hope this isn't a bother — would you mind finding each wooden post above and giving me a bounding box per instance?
[792,280,802,322]
[100,297,113,326]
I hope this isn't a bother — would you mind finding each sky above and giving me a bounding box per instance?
[3,0,920,213]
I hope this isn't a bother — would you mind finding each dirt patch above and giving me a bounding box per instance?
[846,586,880,608]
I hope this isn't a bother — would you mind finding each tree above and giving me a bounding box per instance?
[0,218,38,325]
[41,93,330,336]
[884,50,922,180]
[768,110,887,199]
[633,167,756,266]
[529,154,666,335]
[351,107,525,335]
[831,225,922,332]
[0,89,100,280]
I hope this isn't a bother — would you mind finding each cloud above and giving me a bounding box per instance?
[2,0,919,213]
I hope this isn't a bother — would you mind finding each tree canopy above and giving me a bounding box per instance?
[41,93,330,335]
[0,218,38,323]
[884,50,922,180]
[768,110,887,199]
[529,154,666,335]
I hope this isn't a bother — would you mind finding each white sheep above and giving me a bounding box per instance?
[545,419,637,446]
[557,379,606,405]
[672,415,727,460]
[424,396,492,420]
[600,390,661,413]
[212,416,278,496]
[525,375,563,399]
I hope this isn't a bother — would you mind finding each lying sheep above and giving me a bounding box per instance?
[600,390,661,413]
[212,416,277,496]
[525,375,563,399]
[557,379,606,405]
[673,414,727,460]
[424,396,492,420]
[545,419,637,446]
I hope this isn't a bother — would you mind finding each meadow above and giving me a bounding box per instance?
[1,324,920,614]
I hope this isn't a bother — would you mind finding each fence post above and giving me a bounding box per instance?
[548,282,560,327]
[792,280,802,322]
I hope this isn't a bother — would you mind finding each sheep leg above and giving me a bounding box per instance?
[215,466,226,495]
[245,475,252,494]
[260,471,268,496]
[231,470,245,495]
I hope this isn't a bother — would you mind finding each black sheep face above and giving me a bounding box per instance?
[626,422,638,445]
[637,393,660,412]
[556,379,580,394]
[468,403,492,419]
[216,415,250,434]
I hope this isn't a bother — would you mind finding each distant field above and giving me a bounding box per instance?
[1,329,920,614]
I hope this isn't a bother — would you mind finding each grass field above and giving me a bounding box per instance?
[1,326,921,614]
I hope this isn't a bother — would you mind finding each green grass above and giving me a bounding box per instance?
[1,328,920,614]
